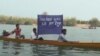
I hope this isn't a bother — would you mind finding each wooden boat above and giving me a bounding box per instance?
[0,37,100,48]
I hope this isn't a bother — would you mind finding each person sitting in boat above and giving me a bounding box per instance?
[58,29,67,42]
[3,30,10,37]
[31,28,37,40]
[0,30,10,38]
[31,28,43,40]
[11,24,25,39]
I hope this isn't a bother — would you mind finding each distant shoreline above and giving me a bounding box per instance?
[0,15,100,27]
[75,24,90,28]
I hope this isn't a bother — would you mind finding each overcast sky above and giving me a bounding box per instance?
[0,0,100,20]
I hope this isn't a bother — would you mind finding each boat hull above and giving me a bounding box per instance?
[0,37,100,48]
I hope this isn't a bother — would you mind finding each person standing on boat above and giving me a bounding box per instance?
[58,29,67,42]
[11,24,21,39]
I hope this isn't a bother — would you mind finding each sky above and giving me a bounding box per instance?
[0,0,100,20]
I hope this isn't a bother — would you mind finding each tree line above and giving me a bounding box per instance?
[0,15,36,25]
[0,15,100,27]
[63,17,100,27]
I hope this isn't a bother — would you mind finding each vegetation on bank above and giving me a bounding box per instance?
[0,15,100,27]
[0,15,36,25]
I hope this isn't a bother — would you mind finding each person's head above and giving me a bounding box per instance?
[16,24,20,28]
[61,29,66,35]
[33,28,36,33]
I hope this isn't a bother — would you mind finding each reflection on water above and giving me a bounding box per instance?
[31,44,60,56]
[12,42,21,55]
[0,42,100,56]
[1,41,22,56]
[2,41,9,49]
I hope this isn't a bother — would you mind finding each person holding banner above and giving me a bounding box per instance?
[58,29,67,42]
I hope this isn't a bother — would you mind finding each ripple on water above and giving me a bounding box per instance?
[0,41,100,56]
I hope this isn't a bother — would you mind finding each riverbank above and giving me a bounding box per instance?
[75,24,90,29]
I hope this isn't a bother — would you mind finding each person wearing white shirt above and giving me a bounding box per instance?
[31,28,37,40]
[58,29,67,42]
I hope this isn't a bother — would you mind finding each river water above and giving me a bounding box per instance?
[0,24,100,56]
